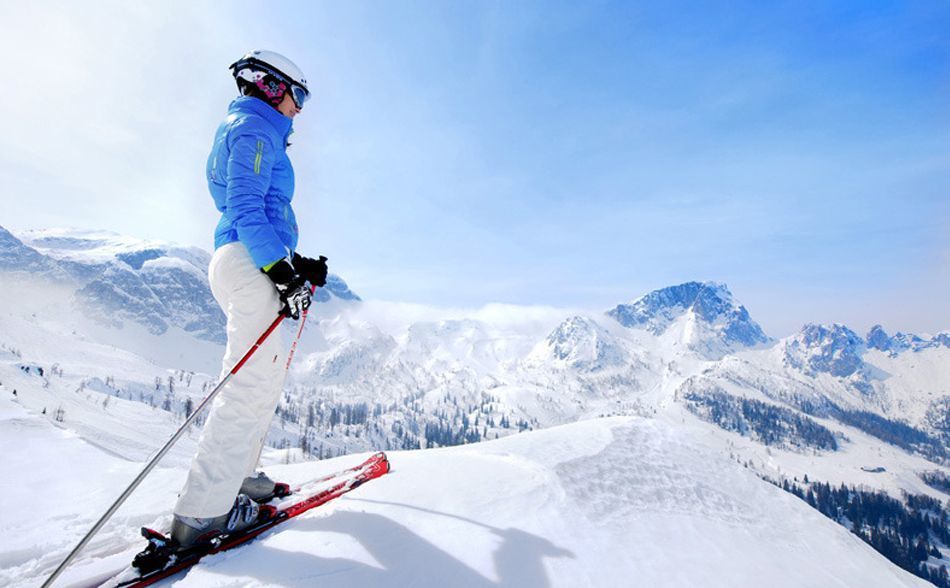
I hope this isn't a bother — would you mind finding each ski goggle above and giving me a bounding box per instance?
[289,84,310,109]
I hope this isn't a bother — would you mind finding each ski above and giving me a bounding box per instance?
[110,452,390,588]
[283,451,389,496]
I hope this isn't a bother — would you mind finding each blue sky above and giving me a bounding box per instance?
[1,1,947,336]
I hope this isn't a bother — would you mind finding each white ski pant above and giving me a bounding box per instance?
[175,242,287,518]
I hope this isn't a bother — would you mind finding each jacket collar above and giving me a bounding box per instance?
[229,96,293,140]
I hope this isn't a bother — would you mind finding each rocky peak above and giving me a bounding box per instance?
[607,281,770,353]
[867,324,945,355]
[785,323,865,378]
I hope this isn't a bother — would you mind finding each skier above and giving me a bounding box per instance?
[171,50,328,548]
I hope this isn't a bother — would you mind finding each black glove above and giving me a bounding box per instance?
[263,258,312,320]
[292,253,329,288]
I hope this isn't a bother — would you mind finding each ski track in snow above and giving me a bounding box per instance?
[557,422,761,525]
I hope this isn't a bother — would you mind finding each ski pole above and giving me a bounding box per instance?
[43,292,315,588]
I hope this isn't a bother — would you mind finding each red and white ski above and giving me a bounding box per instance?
[110,452,390,588]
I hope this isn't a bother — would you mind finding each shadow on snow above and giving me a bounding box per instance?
[205,499,574,588]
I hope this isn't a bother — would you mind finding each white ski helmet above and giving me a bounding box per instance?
[230,50,310,109]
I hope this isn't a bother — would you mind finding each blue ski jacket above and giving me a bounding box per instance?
[207,96,298,268]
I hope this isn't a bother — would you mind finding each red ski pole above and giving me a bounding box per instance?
[43,291,315,588]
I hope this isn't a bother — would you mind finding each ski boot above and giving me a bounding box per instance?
[240,471,291,503]
[170,494,268,548]
[132,494,276,573]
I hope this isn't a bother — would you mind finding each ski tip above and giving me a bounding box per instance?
[374,451,391,473]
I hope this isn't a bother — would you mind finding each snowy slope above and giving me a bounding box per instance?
[0,394,191,588]
[0,402,929,588]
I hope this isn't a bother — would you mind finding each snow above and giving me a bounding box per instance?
[17,228,204,270]
[140,256,208,283]
[0,395,187,588]
[0,406,931,587]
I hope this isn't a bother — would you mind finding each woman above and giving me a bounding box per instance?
[171,50,328,547]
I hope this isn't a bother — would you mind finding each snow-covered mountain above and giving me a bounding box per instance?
[2,226,949,586]
[3,226,947,461]
[3,226,948,457]
[525,315,627,371]
[0,225,359,346]
[607,281,771,358]
[868,323,950,355]
[784,323,867,378]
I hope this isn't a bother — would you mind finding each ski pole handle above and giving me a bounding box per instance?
[285,285,315,370]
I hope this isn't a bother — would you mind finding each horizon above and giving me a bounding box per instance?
[1,1,947,337]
